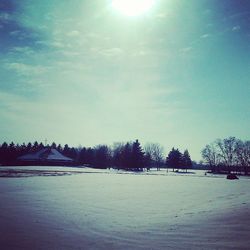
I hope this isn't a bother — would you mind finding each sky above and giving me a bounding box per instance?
[0,0,250,160]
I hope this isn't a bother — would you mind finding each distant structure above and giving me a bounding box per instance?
[18,147,74,166]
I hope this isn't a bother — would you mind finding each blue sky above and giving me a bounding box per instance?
[0,0,250,160]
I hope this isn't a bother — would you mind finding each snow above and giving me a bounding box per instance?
[47,148,73,161]
[18,148,73,161]
[0,167,250,249]
[17,148,48,160]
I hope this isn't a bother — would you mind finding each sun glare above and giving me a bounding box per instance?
[112,0,155,17]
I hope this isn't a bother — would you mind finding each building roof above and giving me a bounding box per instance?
[18,147,73,162]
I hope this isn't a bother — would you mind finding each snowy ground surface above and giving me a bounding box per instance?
[0,166,250,249]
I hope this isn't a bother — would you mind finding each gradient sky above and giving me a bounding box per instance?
[0,0,250,160]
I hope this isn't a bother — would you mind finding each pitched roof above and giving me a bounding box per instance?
[18,147,73,162]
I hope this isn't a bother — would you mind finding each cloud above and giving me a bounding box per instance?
[54,61,91,73]
[132,48,158,57]
[0,12,12,23]
[35,40,65,49]
[232,25,240,32]
[51,41,65,48]
[200,33,210,39]
[5,62,48,76]
[86,32,101,39]
[179,47,192,54]
[99,47,124,57]
[9,29,21,36]
[9,46,35,55]
[8,29,39,41]
[67,30,80,37]
[229,11,250,20]
[61,50,82,57]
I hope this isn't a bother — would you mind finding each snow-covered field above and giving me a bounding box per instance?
[0,166,250,249]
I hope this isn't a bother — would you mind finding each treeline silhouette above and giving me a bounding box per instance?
[166,148,192,172]
[0,139,192,171]
[201,137,250,175]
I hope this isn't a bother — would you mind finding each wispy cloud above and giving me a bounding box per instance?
[232,25,241,32]
[179,47,193,54]
[9,46,35,55]
[200,33,211,39]
[5,62,48,76]
[229,11,250,20]
[0,0,249,159]
[0,12,13,23]
[9,30,21,36]
[67,30,81,37]
[99,47,124,57]
[35,40,65,49]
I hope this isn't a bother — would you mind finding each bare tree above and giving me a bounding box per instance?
[235,140,250,175]
[201,143,221,172]
[216,137,238,173]
[144,143,164,170]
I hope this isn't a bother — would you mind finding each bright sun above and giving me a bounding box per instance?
[112,0,155,17]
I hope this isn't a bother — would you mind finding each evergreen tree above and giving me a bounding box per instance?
[0,142,18,165]
[8,142,17,164]
[19,143,28,156]
[26,142,32,152]
[38,142,44,150]
[69,148,77,161]
[63,144,71,157]
[112,142,125,169]
[93,145,111,169]
[182,150,192,172]
[78,147,87,164]
[0,142,8,164]
[85,148,94,165]
[121,142,132,169]
[131,139,145,171]
[32,141,39,152]
[57,144,63,153]
[166,148,182,172]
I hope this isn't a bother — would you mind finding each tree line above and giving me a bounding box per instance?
[0,140,192,171]
[1,136,249,174]
[201,137,250,175]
